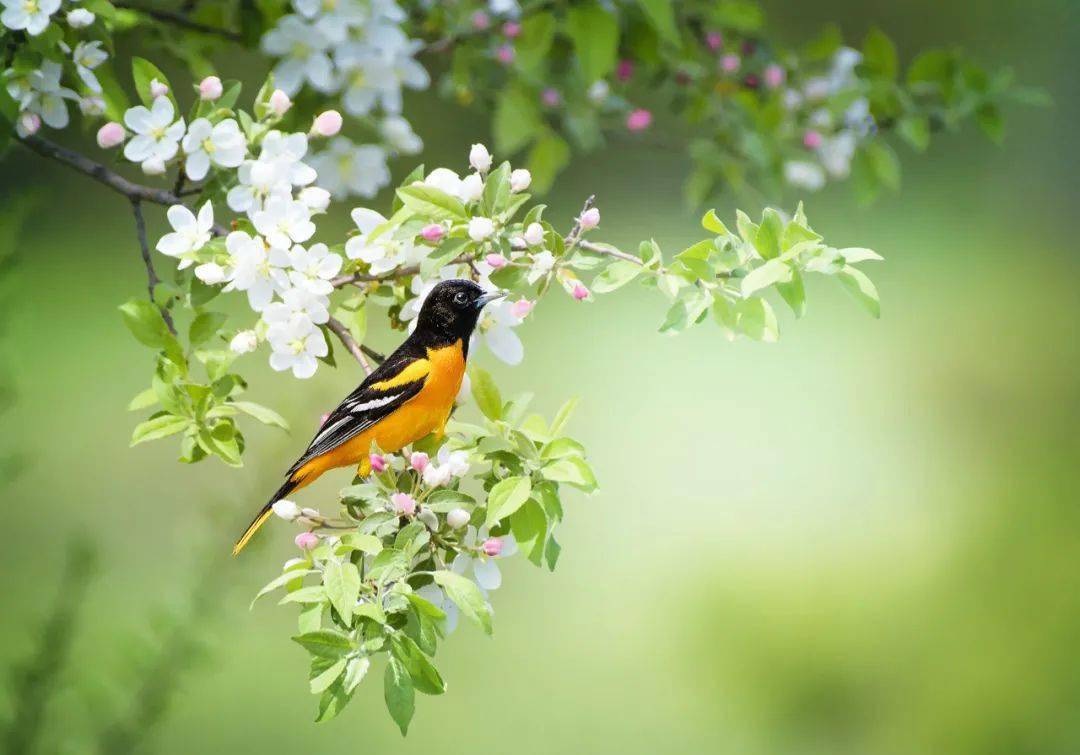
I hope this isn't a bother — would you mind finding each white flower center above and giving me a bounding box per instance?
[289,338,306,355]
[22,1,38,13]
[202,138,215,154]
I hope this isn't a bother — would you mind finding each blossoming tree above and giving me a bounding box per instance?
[1,0,1040,734]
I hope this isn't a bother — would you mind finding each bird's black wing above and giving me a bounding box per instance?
[286,345,431,477]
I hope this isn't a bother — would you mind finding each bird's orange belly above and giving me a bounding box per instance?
[302,341,465,479]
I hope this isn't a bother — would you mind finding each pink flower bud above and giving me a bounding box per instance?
[149,79,169,99]
[312,110,343,137]
[471,10,490,30]
[541,88,561,108]
[18,112,41,136]
[579,207,600,231]
[502,21,521,38]
[447,508,470,530]
[410,451,429,472]
[391,492,416,516]
[572,283,590,301]
[421,223,445,243]
[485,253,508,269]
[510,299,534,319]
[803,130,823,150]
[482,537,503,557]
[199,75,223,101]
[626,108,652,132]
[295,532,319,550]
[369,453,387,473]
[763,64,786,89]
[96,121,126,148]
[496,44,515,65]
[616,59,634,82]
[706,31,723,51]
[721,54,741,73]
[269,89,292,116]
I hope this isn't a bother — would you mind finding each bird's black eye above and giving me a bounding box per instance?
[453,291,468,307]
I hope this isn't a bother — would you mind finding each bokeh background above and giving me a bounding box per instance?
[2,0,1078,752]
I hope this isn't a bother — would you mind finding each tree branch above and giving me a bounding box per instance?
[20,134,183,205]
[18,134,229,234]
[131,199,177,335]
[113,2,243,42]
[326,317,386,375]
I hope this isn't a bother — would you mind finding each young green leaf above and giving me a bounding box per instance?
[433,570,493,635]
[485,475,532,527]
[384,656,415,735]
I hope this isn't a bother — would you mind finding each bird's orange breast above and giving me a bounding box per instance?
[299,340,466,480]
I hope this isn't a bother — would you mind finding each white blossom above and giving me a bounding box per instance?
[252,195,316,250]
[526,250,555,283]
[16,61,77,131]
[345,208,426,274]
[230,329,259,354]
[156,202,214,269]
[468,216,495,241]
[309,137,389,198]
[181,118,246,180]
[286,242,342,296]
[1,0,60,36]
[379,115,422,154]
[450,526,518,591]
[223,231,290,311]
[66,8,94,27]
[336,35,429,115]
[72,41,107,93]
[123,96,185,173]
[818,131,857,178]
[261,15,336,95]
[477,297,525,365]
[783,161,826,191]
[266,314,328,379]
[510,168,531,192]
[263,285,330,326]
[524,222,544,246]
[469,143,492,172]
[194,261,227,284]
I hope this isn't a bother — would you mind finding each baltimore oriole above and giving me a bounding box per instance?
[232,279,506,555]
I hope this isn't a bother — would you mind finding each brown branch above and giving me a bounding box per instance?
[113,1,243,42]
[326,317,388,375]
[331,254,474,289]
[18,134,229,234]
[131,199,177,335]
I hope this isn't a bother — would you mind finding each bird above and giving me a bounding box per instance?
[232,279,506,555]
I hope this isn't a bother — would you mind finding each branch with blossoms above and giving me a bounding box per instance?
[0,0,1037,735]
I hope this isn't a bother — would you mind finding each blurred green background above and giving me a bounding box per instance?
[2,0,1078,752]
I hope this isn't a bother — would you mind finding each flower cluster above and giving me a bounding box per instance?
[260,0,428,198]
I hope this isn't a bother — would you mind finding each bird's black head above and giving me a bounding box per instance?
[414,279,506,346]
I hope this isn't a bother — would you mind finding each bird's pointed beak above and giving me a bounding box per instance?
[475,289,508,309]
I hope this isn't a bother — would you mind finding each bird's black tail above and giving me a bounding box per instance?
[232,478,299,556]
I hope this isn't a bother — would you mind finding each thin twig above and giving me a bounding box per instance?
[326,317,374,375]
[330,253,474,289]
[113,1,243,42]
[131,199,177,335]
[19,134,228,235]
[20,134,182,205]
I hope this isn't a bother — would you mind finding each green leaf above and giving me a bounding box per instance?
[736,298,779,342]
[250,568,316,609]
[862,27,898,80]
[130,414,190,446]
[310,658,347,695]
[323,560,361,626]
[548,396,579,437]
[976,104,1004,144]
[755,208,784,260]
[292,630,354,659]
[119,299,171,349]
[510,499,548,566]
[701,209,730,236]
[392,636,446,695]
[189,312,227,346]
[481,162,512,217]
[127,388,158,411]
[395,185,468,220]
[591,260,643,293]
[526,131,570,194]
[741,259,792,297]
[565,3,619,83]
[485,476,532,527]
[493,86,541,155]
[384,656,415,736]
[131,57,174,107]
[865,142,901,191]
[515,12,556,74]
[637,0,679,45]
[470,365,502,421]
[343,657,371,694]
[231,400,289,430]
[837,265,881,318]
[433,570,493,635]
[541,456,597,492]
[897,116,930,152]
[776,268,807,318]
